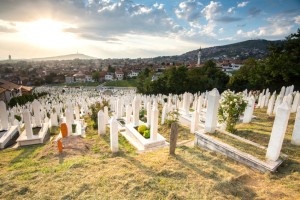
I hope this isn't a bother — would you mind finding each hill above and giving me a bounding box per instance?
[153,39,283,63]
[31,53,97,61]
[0,108,299,199]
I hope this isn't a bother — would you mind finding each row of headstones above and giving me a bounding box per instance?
[98,96,166,152]
[199,88,300,162]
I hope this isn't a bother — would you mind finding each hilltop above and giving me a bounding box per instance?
[153,39,283,63]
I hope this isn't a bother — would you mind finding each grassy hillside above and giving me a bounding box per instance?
[0,109,299,199]
[103,79,138,87]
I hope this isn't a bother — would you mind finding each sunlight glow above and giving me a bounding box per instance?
[17,19,77,49]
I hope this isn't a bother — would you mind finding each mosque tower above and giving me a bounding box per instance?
[197,46,201,66]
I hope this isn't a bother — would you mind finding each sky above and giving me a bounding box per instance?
[0,0,299,59]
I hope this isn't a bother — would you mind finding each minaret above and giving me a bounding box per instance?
[197,46,201,66]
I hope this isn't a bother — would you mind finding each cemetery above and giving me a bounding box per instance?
[0,85,299,199]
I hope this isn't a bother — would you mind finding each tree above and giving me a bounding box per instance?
[229,29,300,92]
[92,71,100,82]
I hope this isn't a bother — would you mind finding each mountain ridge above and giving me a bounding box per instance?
[30,53,97,61]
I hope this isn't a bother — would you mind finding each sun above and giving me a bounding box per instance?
[17,19,77,49]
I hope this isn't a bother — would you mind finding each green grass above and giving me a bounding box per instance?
[206,130,267,160]
[0,109,299,199]
[103,79,138,87]
[52,82,100,87]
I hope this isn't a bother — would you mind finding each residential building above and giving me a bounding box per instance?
[115,71,124,80]
[105,73,114,81]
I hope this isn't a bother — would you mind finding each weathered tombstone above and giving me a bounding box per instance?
[23,109,33,138]
[146,102,151,126]
[125,105,132,124]
[197,96,203,113]
[260,95,266,108]
[116,99,122,119]
[291,106,300,145]
[161,104,167,125]
[32,100,42,127]
[110,117,119,153]
[98,110,106,135]
[104,106,109,124]
[266,102,290,161]
[291,92,300,113]
[169,123,179,155]
[75,106,80,121]
[0,101,8,130]
[205,89,220,133]
[132,97,140,127]
[273,96,282,114]
[65,109,73,136]
[243,96,255,123]
[150,107,159,141]
[50,111,58,127]
[267,93,276,116]
[190,110,199,133]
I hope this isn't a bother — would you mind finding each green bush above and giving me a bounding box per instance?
[138,125,147,134]
[8,92,48,108]
[143,130,150,139]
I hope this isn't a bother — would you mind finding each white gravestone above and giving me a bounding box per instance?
[23,109,33,138]
[132,97,140,127]
[243,96,255,123]
[190,110,199,134]
[291,106,300,145]
[98,110,106,135]
[150,107,159,141]
[0,101,9,130]
[266,102,290,161]
[125,105,132,124]
[110,117,119,153]
[161,104,167,125]
[205,89,220,133]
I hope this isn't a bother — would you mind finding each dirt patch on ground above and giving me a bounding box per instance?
[37,136,92,159]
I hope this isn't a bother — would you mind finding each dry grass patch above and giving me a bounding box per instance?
[0,110,300,199]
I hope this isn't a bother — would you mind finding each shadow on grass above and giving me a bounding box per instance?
[179,146,239,176]
[10,144,43,166]
[212,174,257,199]
[234,129,271,146]
[173,153,221,181]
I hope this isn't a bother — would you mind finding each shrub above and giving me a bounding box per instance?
[138,125,147,134]
[90,99,109,129]
[218,90,247,133]
[139,109,146,122]
[165,109,179,127]
[143,130,150,138]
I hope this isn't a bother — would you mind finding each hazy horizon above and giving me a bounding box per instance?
[0,0,299,60]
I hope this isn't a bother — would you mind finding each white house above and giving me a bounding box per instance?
[105,73,114,81]
[85,74,94,82]
[127,70,139,78]
[73,72,86,83]
[115,71,124,80]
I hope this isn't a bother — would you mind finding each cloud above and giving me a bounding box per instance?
[218,28,224,33]
[227,7,235,13]
[175,0,202,22]
[237,1,249,8]
[201,1,222,21]
[236,13,297,39]
[215,16,242,22]
[0,20,17,33]
[294,15,300,25]
[248,7,261,17]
